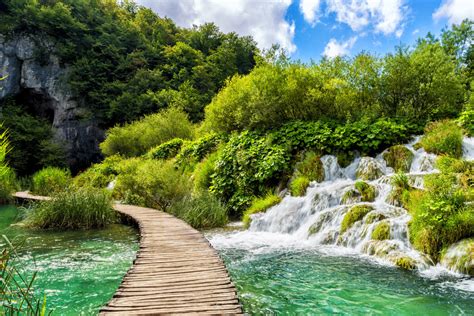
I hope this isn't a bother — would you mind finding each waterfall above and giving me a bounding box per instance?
[210,136,474,275]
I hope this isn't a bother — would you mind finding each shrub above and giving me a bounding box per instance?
[242,193,281,228]
[210,131,290,214]
[383,145,414,172]
[294,151,324,182]
[169,192,228,229]
[419,120,463,157]
[73,155,123,189]
[26,187,116,230]
[341,205,373,233]
[289,176,310,197]
[354,181,376,202]
[146,138,184,160]
[113,159,192,211]
[193,151,219,193]
[407,173,474,262]
[371,222,390,240]
[100,108,194,157]
[175,133,222,167]
[31,167,71,196]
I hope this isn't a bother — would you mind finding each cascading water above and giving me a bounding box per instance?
[210,136,474,275]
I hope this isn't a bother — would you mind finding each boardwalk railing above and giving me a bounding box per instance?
[13,192,243,315]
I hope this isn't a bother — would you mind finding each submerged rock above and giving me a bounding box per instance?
[440,238,474,276]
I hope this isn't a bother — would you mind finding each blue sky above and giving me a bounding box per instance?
[136,0,473,62]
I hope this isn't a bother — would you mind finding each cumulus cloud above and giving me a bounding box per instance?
[433,0,474,25]
[323,36,357,58]
[324,0,405,36]
[300,0,322,25]
[136,0,296,53]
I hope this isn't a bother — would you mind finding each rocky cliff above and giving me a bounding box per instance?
[0,35,103,172]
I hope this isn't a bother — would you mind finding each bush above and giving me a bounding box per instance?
[100,108,194,157]
[294,151,324,182]
[169,192,228,229]
[113,159,192,211]
[25,187,116,230]
[340,205,373,233]
[371,222,390,240]
[146,138,184,160]
[289,176,310,197]
[242,193,281,228]
[193,151,219,193]
[175,133,222,167]
[419,120,463,157]
[31,167,71,196]
[73,155,123,189]
[210,131,290,214]
[407,173,474,262]
[383,145,414,172]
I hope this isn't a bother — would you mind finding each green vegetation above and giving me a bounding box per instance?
[101,108,194,157]
[170,192,228,229]
[388,173,411,207]
[73,155,123,189]
[31,167,71,196]
[383,145,414,172]
[0,126,18,203]
[395,256,416,270]
[419,120,463,157]
[193,151,219,194]
[289,176,310,197]
[26,187,116,230]
[354,181,376,202]
[146,138,184,160]
[294,151,324,183]
[371,222,390,241]
[440,238,474,276]
[407,161,474,261]
[175,133,222,167]
[242,194,281,228]
[340,205,373,234]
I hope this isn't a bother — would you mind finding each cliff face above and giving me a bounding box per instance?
[0,35,103,172]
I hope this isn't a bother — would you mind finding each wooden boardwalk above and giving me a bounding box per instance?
[13,192,243,315]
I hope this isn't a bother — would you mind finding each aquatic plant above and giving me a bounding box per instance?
[31,167,71,196]
[419,120,463,158]
[170,192,228,229]
[383,145,414,172]
[289,176,310,197]
[26,187,116,230]
[340,205,373,234]
[243,193,282,228]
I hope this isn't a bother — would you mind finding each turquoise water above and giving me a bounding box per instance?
[216,247,474,315]
[0,205,139,315]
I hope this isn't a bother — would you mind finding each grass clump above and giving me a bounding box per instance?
[340,205,373,234]
[26,187,116,230]
[170,192,228,229]
[371,222,390,240]
[355,181,376,202]
[419,120,463,157]
[31,167,71,196]
[289,176,310,197]
[0,127,18,203]
[242,193,281,228]
[387,172,411,207]
[383,145,414,172]
[146,138,184,160]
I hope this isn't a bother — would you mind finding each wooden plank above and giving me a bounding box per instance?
[13,192,243,315]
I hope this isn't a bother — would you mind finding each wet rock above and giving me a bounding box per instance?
[383,145,414,173]
[440,238,474,276]
[356,157,385,180]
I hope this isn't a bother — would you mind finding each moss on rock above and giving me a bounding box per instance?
[395,256,416,270]
[295,151,325,182]
[242,193,282,228]
[371,221,390,240]
[440,238,474,276]
[340,205,373,234]
[419,120,463,158]
[356,157,384,181]
[383,145,414,173]
[355,180,376,202]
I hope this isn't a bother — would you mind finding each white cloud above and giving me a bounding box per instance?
[323,36,357,58]
[300,0,322,25]
[136,0,296,53]
[325,0,405,36]
[433,0,474,25]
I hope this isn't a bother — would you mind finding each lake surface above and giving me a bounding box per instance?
[0,205,139,315]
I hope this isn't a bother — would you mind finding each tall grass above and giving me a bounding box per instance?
[0,126,18,204]
[26,187,116,230]
[31,167,71,196]
[1,236,50,315]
